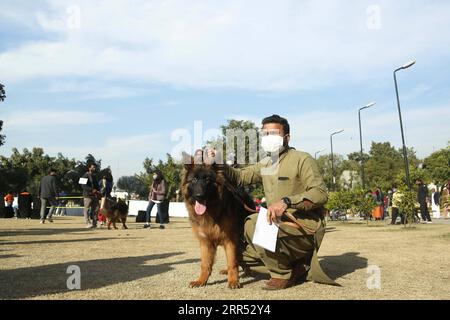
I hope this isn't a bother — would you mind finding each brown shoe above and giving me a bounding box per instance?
[262,278,291,290]
[262,263,309,290]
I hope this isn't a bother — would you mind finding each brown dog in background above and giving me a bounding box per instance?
[182,154,254,289]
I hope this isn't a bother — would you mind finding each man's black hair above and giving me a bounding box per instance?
[262,114,290,135]
[49,168,57,174]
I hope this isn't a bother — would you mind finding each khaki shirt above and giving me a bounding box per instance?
[224,148,328,215]
[391,191,402,208]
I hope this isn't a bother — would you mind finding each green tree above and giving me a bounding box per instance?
[207,119,264,199]
[0,149,98,196]
[325,190,353,213]
[325,189,376,225]
[351,188,377,225]
[0,83,5,102]
[117,176,146,198]
[207,119,261,165]
[0,121,5,147]
[136,154,183,201]
[316,153,345,191]
[397,187,419,227]
[0,83,6,146]
[423,144,450,186]
[364,142,403,191]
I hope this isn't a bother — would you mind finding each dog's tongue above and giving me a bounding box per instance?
[194,201,207,215]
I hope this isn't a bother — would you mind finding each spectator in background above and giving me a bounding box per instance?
[4,191,14,207]
[193,149,204,164]
[371,188,384,220]
[441,186,449,219]
[0,192,5,215]
[416,179,432,224]
[383,192,390,219]
[431,188,440,219]
[18,189,33,219]
[39,169,59,224]
[391,188,404,225]
[98,168,113,226]
[4,191,15,218]
[386,189,393,219]
[81,163,100,229]
[143,170,167,230]
[99,168,113,209]
[55,190,68,216]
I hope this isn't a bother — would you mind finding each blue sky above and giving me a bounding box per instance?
[1,0,449,177]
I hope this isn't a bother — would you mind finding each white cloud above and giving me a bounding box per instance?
[1,0,450,90]
[40,133,167,176]
[47,81,149,99]
[287,104,450,159]
[3,110,114,128]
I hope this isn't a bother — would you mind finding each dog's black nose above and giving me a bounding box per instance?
[194,193,204,200]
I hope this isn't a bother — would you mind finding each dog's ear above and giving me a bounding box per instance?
[181,152,194,171]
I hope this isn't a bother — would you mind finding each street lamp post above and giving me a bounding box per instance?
[358,102,376,190]
[394,60,416,190]
[315,149,325,160]
[330,129,344,191]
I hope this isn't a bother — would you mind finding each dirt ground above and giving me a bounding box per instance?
[0,216,449,300]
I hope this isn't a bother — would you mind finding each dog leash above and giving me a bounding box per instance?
[220,177,318,234]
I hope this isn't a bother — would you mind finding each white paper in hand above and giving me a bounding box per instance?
[78,178,88,185]
[252,207,279,253]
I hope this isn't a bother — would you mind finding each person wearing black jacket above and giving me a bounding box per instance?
[416,179,432,223]
[82,163,100,228]
[18,189,33,219]
[39,169,59,223]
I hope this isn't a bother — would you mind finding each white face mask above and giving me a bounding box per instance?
[261,135,284,154]
[153,174,158,180]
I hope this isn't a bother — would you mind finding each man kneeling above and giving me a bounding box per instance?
[210,114,337,290]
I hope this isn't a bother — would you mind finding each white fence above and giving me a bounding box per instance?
[128,200,189,217]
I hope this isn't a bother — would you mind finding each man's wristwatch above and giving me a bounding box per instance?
[281,197,291,208]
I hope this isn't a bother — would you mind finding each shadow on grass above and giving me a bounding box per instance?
[0,228,102,238]
[325,227,340,233]
[207,270,270,287]
[0,237,138,246]
[208,251,368,287]
[0,254,22,259]
[319,252,368,280]
[0,252,198,299]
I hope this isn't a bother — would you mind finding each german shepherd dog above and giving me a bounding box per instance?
[182,155,255,289]
[99,198,129,230]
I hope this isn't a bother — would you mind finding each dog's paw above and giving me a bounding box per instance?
[219,269,228,275]
[228,281,241,289]
[189,280,207,288]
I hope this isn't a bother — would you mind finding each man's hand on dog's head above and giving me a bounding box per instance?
[207,148,216,159]
[205,148,220,165]
[267,200,288,225]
